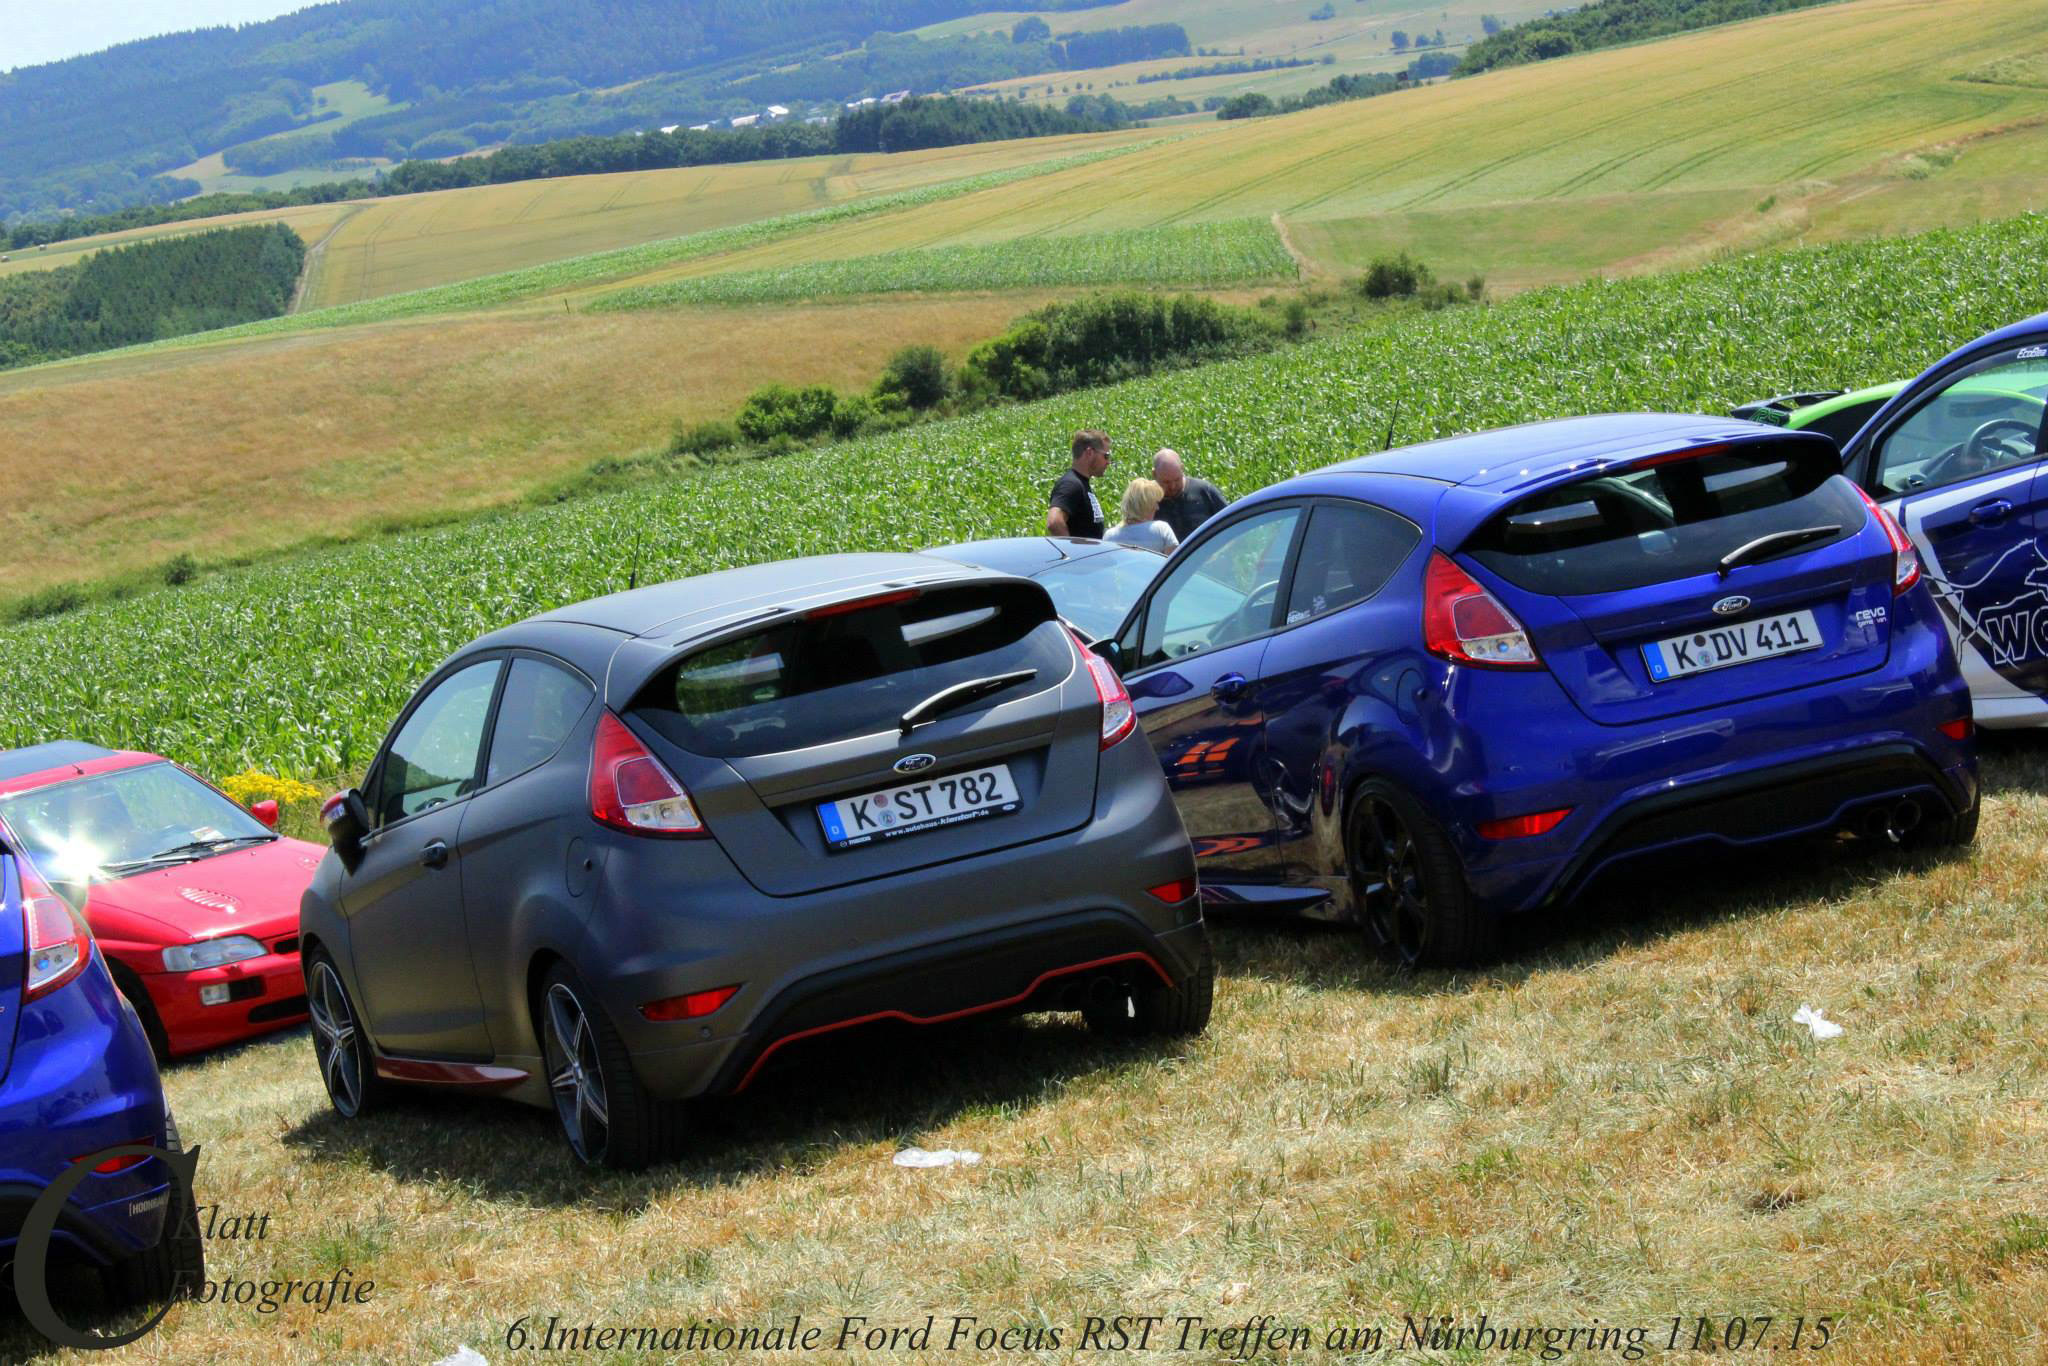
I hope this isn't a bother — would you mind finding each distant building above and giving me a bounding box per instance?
[689,123,711,132]
[765,104,790,120]
[659,124,680,134]
[730,113,761,128]
[845,96,877,109]
[805,115,830,126]
[881,89,912,104]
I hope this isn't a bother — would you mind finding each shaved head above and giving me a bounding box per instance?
[1153,449,1185,498]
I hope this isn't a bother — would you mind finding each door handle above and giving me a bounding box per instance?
[1969,499,2014,525]
[420,840,449,869]
[1210,672,1248,703]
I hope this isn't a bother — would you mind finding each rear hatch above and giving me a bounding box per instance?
[631,580,1101,896]
[0,854,25,1084]
[1461,437,1896,726]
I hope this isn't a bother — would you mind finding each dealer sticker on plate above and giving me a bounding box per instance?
[817,763,1020,850]
[1642,609,1822,682]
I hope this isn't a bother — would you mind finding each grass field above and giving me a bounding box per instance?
[8,212,2048,1364]
[163,80,406,198]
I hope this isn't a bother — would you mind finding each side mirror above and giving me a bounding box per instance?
[1090,638,1124,673]
[249,799,280,830]
[319,788,369,857]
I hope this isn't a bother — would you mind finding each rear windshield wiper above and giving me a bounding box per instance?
[1717,524,1843,577]
[898,669,1038,735]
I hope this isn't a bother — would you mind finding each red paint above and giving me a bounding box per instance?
[374,1057,530,1089]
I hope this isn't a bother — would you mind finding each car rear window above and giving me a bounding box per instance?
[1466,439,1866,595]
[638,582,1073,757]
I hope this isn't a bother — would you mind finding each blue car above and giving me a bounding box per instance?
[1832,312,2048,729]
[1095,414,1978,965]
[0,840,200,1315]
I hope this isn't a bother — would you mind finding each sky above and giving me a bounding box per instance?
[2,0,309,71]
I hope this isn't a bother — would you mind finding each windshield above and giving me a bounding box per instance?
[0,762,274,881]
[1035,549,1166,640]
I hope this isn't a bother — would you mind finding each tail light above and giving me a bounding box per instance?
[640,985,738,1022]
[1423,552,1542,669]
[77,1148,153,1175]
[1853,485,1921,595]
[1938,717,1973,742]
[589,710,707,838]
[1073,629,1136,748]
[1476,807,1572,840]
[20,859,90,1002]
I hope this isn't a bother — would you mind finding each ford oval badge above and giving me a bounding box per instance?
[893,753,938,775]
[1712,595,1751,617]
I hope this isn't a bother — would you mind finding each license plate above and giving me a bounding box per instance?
[1642,609,1822,682]
[817,763,1020,850]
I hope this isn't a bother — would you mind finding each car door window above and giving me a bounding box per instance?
[1872,351,2048,496]
[486,657,595,785]
[1283,502,1421,625]
[1137,508,1302,668]
[373,660,501,827]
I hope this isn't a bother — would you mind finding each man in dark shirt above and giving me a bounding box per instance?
[1047,429,1111,540]
[1153,448,1228,542]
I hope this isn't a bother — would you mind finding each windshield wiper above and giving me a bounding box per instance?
[898,669,1038,735]
[100,834,276,874]
[1717,524,1843,577]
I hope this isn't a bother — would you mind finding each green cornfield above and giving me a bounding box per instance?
[4,213,2046,779]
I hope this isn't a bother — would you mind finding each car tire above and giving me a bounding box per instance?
[305,949,387,1120]
[104,1153,204,1307]
[539,962,684,1171]
[1082,953,1214,1038]
[1346,778,1498,967]
[107,962,171,1068]
[1903,789,1981,851]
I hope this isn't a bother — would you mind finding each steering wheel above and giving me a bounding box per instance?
[1206,579,1281,648]
[1917,418,2039,486]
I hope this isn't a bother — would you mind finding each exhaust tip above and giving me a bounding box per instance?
[1883,797,1922,845]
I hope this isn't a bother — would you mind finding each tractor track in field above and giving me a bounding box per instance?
[289,204,363,314]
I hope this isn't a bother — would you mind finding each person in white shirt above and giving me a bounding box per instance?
[1103,478,1179,554]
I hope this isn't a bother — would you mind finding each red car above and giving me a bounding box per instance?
[0,741,316,1060]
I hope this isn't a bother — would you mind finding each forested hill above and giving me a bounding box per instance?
[0,0,1117,220]
[1456,0,1840,75]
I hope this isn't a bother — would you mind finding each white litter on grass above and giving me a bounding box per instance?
[432,1348,490,1366]
[894,1147,982,1168]
[1793,1004,1844,1040]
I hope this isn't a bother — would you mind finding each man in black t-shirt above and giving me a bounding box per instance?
[1047,429,1111,540]
[1153,448,1229,542]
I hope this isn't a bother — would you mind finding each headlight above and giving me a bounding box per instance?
[162,936,266,972]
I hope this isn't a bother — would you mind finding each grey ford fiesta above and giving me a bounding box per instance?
[300,553,1212,1168]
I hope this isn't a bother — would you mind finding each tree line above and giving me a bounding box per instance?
[0,224,304,369]
[1456,0,1836,75]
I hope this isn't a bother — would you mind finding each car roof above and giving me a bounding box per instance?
[1952,310,2048,362]
[0,742,158,798]
[923,536,1142,576]
[1789,382,1906,427]
[1322,414,1777,491]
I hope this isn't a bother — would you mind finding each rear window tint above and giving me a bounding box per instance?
[639,583,1072,757]
[1467,440,1866,595]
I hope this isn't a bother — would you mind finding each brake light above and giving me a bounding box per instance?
[1072,629,1136,748]
[1938,717,1973,742]
[640,985,739,1022]
[589,710,707,837]
[1853,485,1921,595]
[20,859,90,1002]
[1627,442,1729,470]
[77,1148,153,1175]
[1422,552,1542,669]
[1476,807,1572,840]
[1146,876,1197,903]
[807,589,919,620]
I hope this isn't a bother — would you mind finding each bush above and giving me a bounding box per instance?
[670,419,741,456]
[874,344,951,410]
[162,552,199,586]
[960,291,1274,402]
[1356,253,1434,299]
[11,583,86,623]
[830,394,880,438]
[1216,93,1277,121]
[735,383,844,443]
[1281,296,1311,338]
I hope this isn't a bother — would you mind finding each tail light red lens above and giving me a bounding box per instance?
[1476,807,1572,841]
[79,1149,152,1175]
[640,985,739,1022]
[20,860,90,1002]
[1852,485,1921,595]
[589,710,707,837]
[1423,552,1541,669]
[1073,629,1137,748]
[1145,876,1197,903]
[1938,717,1973,742]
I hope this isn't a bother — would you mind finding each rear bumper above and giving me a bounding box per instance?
[0,1176,174,1270]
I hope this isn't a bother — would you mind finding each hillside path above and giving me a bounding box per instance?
[289,204,362,314]
[1271,212,1315,282]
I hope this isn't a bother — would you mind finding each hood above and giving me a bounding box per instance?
[86,835,322,944]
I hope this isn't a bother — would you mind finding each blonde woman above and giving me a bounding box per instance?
[1104,478,1179,554]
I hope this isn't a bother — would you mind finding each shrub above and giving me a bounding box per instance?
[735,383,843,443]
[1281,296,1312,338]
[1356,253,1433,299]
[874,344,951,410]
[162,552,200,586]
[671,419,741,455]
[960,291,1273,402]
[1216,93,1277,121]
[10,583,86,623]
[830,394,880,438]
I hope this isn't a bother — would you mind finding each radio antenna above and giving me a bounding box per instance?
[1381,406,1401,451]
[627,528,644,591]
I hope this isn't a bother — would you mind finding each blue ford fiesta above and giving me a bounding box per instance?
[0,840,201,1314]
[1096,414,1978,965]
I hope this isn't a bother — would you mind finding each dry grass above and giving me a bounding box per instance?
[11,739,2048,1363]
[0,294,1049,591]
[0,204,359,280]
